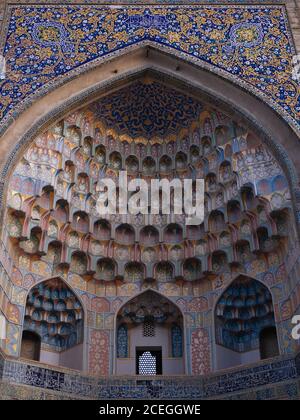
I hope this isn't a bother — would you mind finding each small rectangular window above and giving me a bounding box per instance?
[143,320,155,337]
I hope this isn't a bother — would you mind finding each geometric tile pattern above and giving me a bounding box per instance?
[1,351,298,399]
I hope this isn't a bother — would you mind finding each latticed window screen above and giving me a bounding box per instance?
[143,320,155,337]
[139,351,157,375]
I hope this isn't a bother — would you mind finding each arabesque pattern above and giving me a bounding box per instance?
[0,5,298,132]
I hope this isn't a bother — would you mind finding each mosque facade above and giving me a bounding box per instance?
[0,0,299,400]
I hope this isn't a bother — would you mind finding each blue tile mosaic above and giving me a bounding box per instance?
[0,5,298,133]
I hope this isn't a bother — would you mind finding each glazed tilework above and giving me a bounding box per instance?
[0,379,298,400]
[91,80,203,141]
[0,5,299,133]
[117,324,128,358]
[2,1,287,4]
[0,352,299,399]
[171,324,183,358]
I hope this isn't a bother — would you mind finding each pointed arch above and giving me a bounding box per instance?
[213,274,279,371]
[21,276,87,371]
[114,288,186,375]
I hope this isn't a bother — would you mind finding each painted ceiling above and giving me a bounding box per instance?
[90,80,204,141]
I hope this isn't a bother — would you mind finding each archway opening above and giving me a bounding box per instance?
[260,327,279,360]
[22,278,85,370]
[116,290,184,376]
[20,331,41,362]
[215,275,278,370]
[0,69,298,378]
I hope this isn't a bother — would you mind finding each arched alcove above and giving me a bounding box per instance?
[115,290,184,376]
[0,44,299,383]
[22,277,85,371]
[215,275,278,371]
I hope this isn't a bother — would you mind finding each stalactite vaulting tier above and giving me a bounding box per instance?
[5,79,292,285]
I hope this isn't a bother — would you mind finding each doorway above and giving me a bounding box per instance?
[20,331,41,361]
[136,347,162,375]
[260,327,279,360]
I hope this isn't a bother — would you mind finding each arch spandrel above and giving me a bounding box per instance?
[0,4,298,133]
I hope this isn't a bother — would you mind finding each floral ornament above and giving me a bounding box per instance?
[230,22,263,47]
[125,12,168,31]
[224,22,263,54]
[0,5,298,131]
[32,22,74,53]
